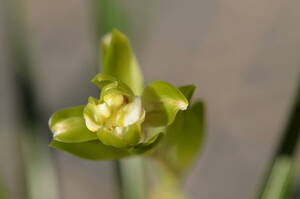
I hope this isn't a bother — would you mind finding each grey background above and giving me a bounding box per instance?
[1,0,300,198]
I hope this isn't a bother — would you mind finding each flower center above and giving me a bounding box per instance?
[84,93,145,134]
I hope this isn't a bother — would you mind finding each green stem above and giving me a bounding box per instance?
[118,158,146,199]
[257,77,300,199]
[91,0,128,38]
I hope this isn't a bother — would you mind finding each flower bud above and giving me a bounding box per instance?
[83,83,145,148]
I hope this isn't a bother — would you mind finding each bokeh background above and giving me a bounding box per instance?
[1,0,300,199]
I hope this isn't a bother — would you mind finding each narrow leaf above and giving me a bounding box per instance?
[259,156,293,199]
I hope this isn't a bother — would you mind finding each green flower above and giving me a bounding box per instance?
[48,30,198,161]
[49,73,188,158]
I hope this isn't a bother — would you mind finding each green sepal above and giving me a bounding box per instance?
[157,85,205,174]
[49,106,98,143]
[49,132,163,160]
[50,140,131,160]
[161,100,205,174]
[96,124,142,148]
[142,81,189,127]
[101,29,143,95]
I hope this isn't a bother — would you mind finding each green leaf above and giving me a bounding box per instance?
[49,106,98,143]
[259,156,294,199]
[142,81,188,127]
[94,0,128,36]
[50,140,131,160]
[101,29,143,95]
[160,100,205,174]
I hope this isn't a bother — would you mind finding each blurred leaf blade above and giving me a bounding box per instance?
[257,76,300,199]
[260,156,293,199]
[0,175,8,199]
[93,0,128,36]
[3,0,59,198]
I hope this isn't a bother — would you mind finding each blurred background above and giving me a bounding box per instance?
[0,0,300,199]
